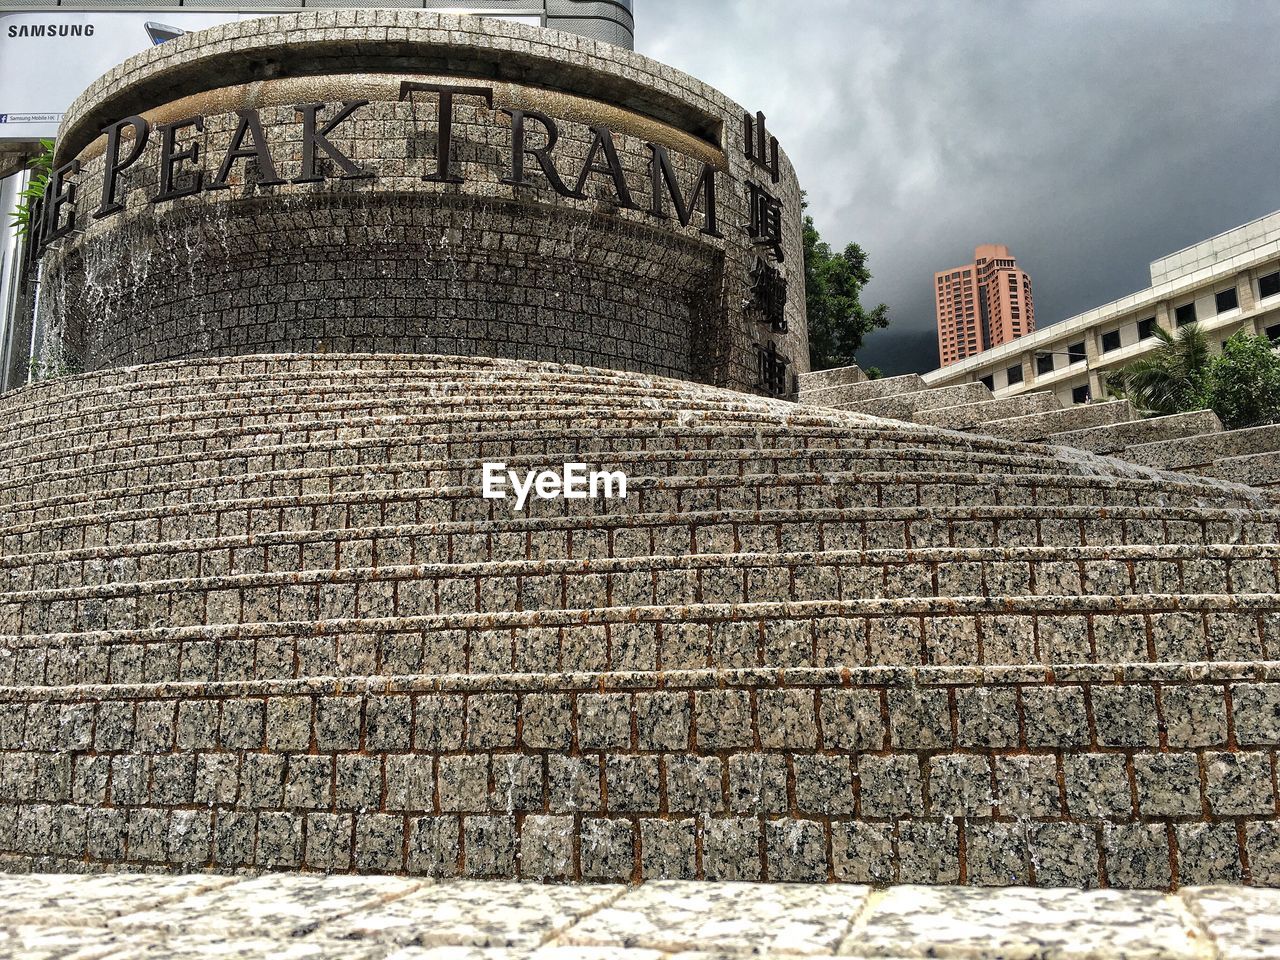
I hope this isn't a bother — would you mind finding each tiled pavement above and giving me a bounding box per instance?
[1,873,1278,959]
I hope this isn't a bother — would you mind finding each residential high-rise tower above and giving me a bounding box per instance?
[934,243,1035,367]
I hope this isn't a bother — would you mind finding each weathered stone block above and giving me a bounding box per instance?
[521,815,574,879]
[640,817,696,879]
[1064,755,1132,819]
[728,753,788,814]
[665,756,723,813]
[897,819,959,884]
[1106,823,1171,889]
[1204,751,1275,816]
[581,818,634,880]
[702,816,761,881]
[831,821,893,884]
[858,756,922,818]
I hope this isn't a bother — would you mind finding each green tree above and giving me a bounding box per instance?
[1201,332,1280,429]
[8,139,54,242]
[1108,322,1210,415]
[803,199,889,370]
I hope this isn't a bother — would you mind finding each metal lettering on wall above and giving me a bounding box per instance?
[742,110,778,184]
[742,106,790,396]
[29,90,724,256]
[757,339,790,397]
[749,259,787,333]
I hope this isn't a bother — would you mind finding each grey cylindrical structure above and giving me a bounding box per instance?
[36,11,808,394]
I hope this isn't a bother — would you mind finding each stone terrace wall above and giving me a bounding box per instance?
[1,354,1280,887]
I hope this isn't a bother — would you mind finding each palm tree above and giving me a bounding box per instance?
[1107,322,1210,415]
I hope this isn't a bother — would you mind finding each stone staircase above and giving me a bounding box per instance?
[798,365,1280,487]
[3,354,1280,888]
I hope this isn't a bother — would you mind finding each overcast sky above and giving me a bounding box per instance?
[636,0,1280,374]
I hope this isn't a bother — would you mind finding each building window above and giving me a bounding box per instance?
[1216,287,1239,313]
[1138,317,1157,340]
[1101,330,1121,352]
[1067,342,1086,363]
[1036,353,1055,375]
[1007,364,1023,385]
[1175,302,1197,326]
[1071,384,1090,404]
[1266,322,1280,344]
[979,374,994,390]
[1259,271,1280,300]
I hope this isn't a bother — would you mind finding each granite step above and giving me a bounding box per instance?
[1,351,711,398]
[1,661,1274,885]
[1045,409,1224,454]
[0,874,1272,956]
[911,392,1062,431]
[792,362,868,395]
[0,376,816,449]
[7,593,1279,686]
[1192,450,1280,489]
[824,382,993,418]
[6,543,1276,618]
[0,402,995,472]
[0,411,1228,497]
[6,504,1274,574]
[0,393,857,459]
[0,411,1237,509]
[1124,422,1280,471]
[0,447,1077,522]
[983,400,1138,443]
[0,353,741,408]
[0,471,1262,554]
[7,541,1274,598]
[796,373,927,407]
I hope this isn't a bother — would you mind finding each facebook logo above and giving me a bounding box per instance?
[0,115,8,123]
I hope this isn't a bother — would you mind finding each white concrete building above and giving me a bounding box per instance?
[922,210,1280,405]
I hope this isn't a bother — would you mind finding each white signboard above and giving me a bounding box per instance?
[0,9,544,142]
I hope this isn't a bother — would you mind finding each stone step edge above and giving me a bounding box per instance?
[1195,450,1280,479]
[0,468,1262,542]
[980,400,1138,440]
[2,660,1278,699]
[8,540,1277,578]
[0,410,1005,477]
[1,352,760,407]
[1,351,771,402]
[0,460,1111,523]
[1,382,806,435]
[0,446,1079,516]
[0,420,1036,478]
[0,430,1090,499]
[826,383,992,416]
[7,592,1279,646]
[797,373,926,405]
[0,365,800,424]
[1045,410,1224,452]
[10,545,1280,604]
[0,387,831,448]
[0,396,885,460]
[1124,422,1280,469]
[7,546,1280,604]
[5,503,1277,558]
[916,396,1064,430]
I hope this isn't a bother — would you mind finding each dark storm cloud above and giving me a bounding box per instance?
[637,0,1280,374]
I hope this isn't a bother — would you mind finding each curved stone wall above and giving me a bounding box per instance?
[34,12,807,393]
[2,353,1280,887]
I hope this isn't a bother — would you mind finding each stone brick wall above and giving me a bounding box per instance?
[3,668,1278,886]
